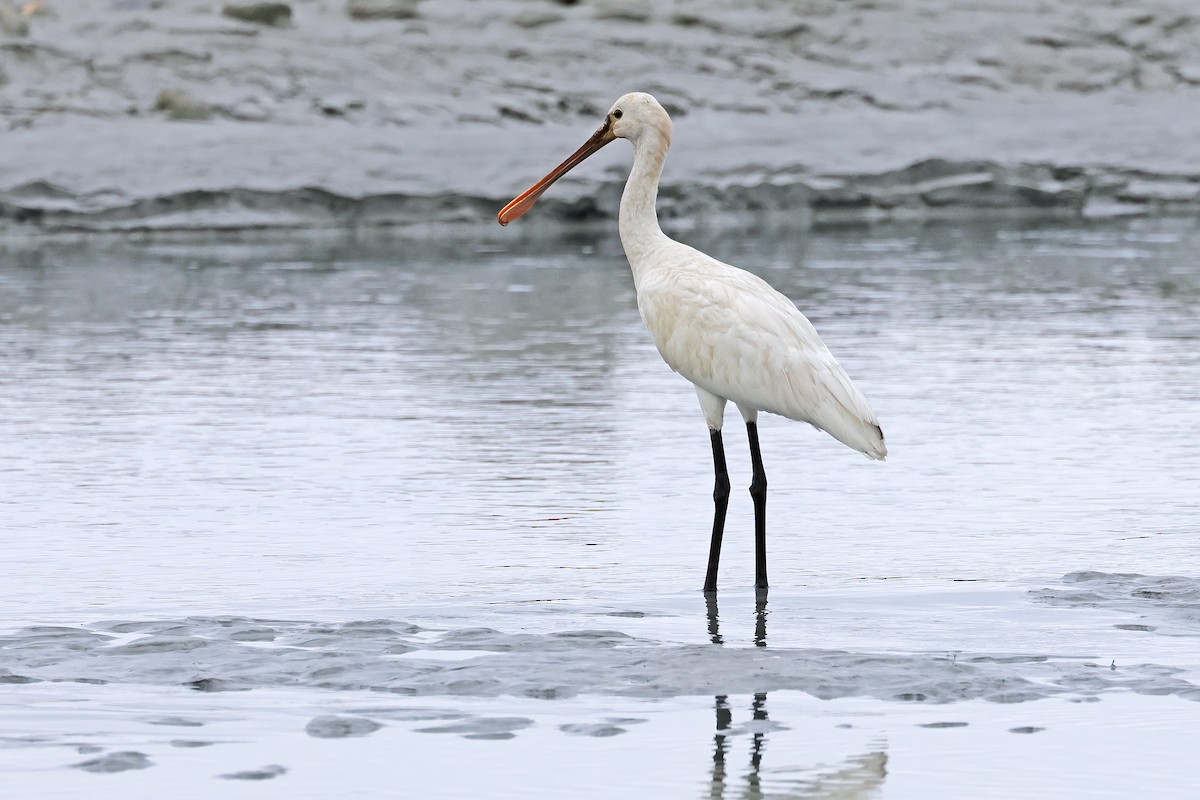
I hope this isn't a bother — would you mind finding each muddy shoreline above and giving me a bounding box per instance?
[3,0,1200,231]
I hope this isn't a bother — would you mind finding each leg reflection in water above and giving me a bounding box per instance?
[753,589,768,648]
[709,694,732,800]
[704,594,889,800]
[706,592,724,645]
[707,594,772,800]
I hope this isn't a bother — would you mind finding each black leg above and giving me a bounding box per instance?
[747,421,768,590]
[704,428,731,593]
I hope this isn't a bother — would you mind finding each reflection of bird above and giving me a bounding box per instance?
[713,707,888,800]
[705,598,888,800]
[499,93,885,592]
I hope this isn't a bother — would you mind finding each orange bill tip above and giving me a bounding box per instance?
[497,123,616,226]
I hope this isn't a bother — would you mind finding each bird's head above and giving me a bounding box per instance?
[498,92,672,226]
[607,92,673,147]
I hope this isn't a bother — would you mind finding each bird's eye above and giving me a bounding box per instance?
[613,109,623,119]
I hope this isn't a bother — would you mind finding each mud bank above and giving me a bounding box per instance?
[2,0,1200,230]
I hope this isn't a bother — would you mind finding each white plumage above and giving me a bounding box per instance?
[633,245,886,459]
[499,92,885,591]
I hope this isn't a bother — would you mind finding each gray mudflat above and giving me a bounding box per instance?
[2,1,1200,230]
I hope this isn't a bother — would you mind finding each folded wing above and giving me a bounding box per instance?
[637,251,886,460]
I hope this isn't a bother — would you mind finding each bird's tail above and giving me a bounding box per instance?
[819,416,886,461]
[859,424,887,461]
[787,361,887,461]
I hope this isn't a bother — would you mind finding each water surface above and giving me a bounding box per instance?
[1,219,1198,796]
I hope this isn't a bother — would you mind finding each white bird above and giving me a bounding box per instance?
[499,92,885,592]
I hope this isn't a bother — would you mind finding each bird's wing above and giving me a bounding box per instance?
[637,254,885,458]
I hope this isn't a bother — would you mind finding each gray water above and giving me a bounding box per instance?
[1,220,1199,798]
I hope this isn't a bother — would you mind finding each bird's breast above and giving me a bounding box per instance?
[636,270,781,405]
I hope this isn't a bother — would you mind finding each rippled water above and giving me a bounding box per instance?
[2,219,1198,797]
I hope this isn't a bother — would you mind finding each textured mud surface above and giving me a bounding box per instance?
[3,0,1200,230]
[3,574,1199,796]
[2,572,1199,704]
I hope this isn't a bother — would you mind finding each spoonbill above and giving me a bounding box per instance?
[498,92,885,592]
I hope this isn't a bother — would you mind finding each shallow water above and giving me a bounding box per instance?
[1,219,1199,796]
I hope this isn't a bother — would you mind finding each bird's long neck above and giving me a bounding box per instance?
[619,130,671,281]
